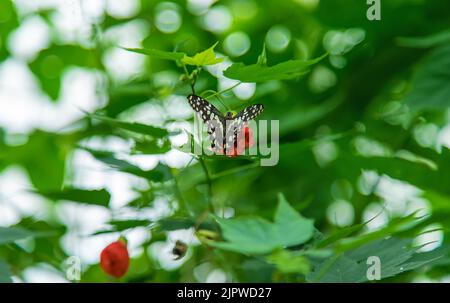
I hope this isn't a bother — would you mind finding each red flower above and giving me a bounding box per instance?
[243,126,255,149]
[213,125,255,157]
[100,239,130,278]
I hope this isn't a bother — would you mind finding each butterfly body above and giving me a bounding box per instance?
[187,94,264,154]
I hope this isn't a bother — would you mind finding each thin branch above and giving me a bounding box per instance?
[198,156,214,213]
[182,64,196,94]
[205,81,242,100]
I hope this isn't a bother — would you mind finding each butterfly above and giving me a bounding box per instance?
[187,94,264,154]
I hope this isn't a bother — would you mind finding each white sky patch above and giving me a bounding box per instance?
[122,102,167,127]
[202,5,232,34]
[163,149,194,169]
[103,47,146,82]
[149,241,192,270]
[233,82,256,100]
[123,227,151,257]
[187,0,217,15]
[362,202,389,231]
[167,121,191,147]
[23,263,69,283]
[0,204,21,227]
[376,175,423,216]
[60,231,119,265]
[437,123,450,150]
[106,0,140,19]
[326,199,355,227]
[0,60,103,133]
[7,16,50,62]
[49,1,92,45]
[206,269,227,283]
[80,0,106,20]
[103,19,150,48]
[0,166,50,220]
[56,202,111,236]
[164,95,194,120]
[414,224,444,253]
[205,55,232,78]
[70,147,148,209]
[0,59,50,133]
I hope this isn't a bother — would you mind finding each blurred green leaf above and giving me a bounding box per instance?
[0,227,50,245]
[266,249,311,275]
[91,114,169,138]
[124,47,185,61]
[404,45,450,112]
[29,45,99,100]
[108,219,152,231]
[223,54,326,82]
[397,30,450,48]
[0,131,66,191]
[38,188,111,207]
[84,148,172,182]
[308,238,445,282]
[0,260,12,283]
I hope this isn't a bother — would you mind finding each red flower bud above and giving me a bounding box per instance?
[100,240,130,278]
[212,125,255,157]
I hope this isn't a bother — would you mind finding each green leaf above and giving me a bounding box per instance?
[91,114,169,138]
[1,131,67,191]
[0,260,12,283]
[29,45,99,100]
[0,227,50,245]
[182,42,224,66]
[404,44,450,112]
[334,212,422,253]
[223,54,326,82]
[212,194,314,255]
[108,219,152,231]
[307,238,444,283]
[133,138,172,155]
[84,148,172,182]
[38,188,111,207]
[397,30,450,48]
[123,47,185,61]
[266,249,311,275]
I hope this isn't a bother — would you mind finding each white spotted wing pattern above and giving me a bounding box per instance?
[187,94,264,153]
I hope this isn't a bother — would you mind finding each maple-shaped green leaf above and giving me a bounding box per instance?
[223,54,326,82]
[182,42,224,66]
[211,194,314,255]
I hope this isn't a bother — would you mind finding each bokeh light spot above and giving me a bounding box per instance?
[203,5,232,34]
[223,31,251,57]
[265,25,291,53]
[155,3,182,34]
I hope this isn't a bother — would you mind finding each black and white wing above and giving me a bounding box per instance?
[224,104,264,150]
[235,104,264,122]
[187,94,225,149]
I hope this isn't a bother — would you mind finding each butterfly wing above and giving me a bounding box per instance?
[224,104,264,151]
[235,104,265,122]
[187,94,225,149]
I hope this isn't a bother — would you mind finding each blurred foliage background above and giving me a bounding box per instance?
[1,0,450,283]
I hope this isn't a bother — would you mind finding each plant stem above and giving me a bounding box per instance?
[182,64,196,94]
[198,156,214,213]
[205,81,242,100]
